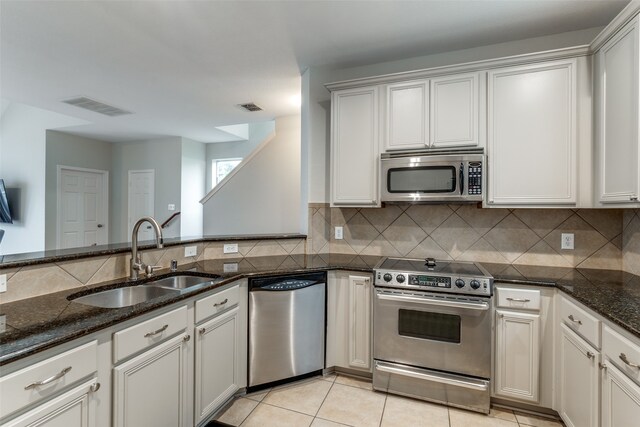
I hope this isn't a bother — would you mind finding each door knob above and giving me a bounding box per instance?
[97,224,104,228]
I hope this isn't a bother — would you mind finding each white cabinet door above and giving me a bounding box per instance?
[559,324,599,427]
[348,275,372,370]
[194,307,240,425]
[385,80,429,150]
[4,379,98,427]
[495,309,540,403]
[331,86,380,206]
[326,272,372,373]
[430,73,480,148]
[488,60,577,206]
[113,333,189,427]
[602,361,640,427]
[597,16,640,204]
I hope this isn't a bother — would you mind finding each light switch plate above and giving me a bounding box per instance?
[223,263,239,273]
[561,233,574,250]
[184,246,197,257]
[224,243,239,254]
[335,226,344,240]
[0,274,6,293]
[168,204,176,211]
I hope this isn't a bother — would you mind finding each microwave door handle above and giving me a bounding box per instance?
[459,163,464,195]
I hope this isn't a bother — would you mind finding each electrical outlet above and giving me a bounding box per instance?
[224,243,239,254]
[223,263,239,273]
[0,274,6,293]
[184,245,197,257]
[561,233,575,250]
[0,315,5,333]
[168,204,176,211]
[335,226,344,240]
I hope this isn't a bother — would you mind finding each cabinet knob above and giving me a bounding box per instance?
[199,327,206,335]
[183,334,191,342]
[90,382,101,393]
[586,351,595,360]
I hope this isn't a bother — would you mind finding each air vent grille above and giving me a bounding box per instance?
[238,103,263,112]
[62,97,132,117]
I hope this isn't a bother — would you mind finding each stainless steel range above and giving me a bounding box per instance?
[373,257,494,414]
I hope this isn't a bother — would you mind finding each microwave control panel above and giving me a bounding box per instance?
[468,162,482,195]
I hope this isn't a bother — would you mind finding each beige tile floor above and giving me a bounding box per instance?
[215,374,565,427]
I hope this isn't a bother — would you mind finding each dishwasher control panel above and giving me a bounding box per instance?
[263,280,316,290]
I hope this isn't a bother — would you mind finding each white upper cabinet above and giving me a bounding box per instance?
[385,80,429,150]
[487,60,577,206]
[383,73,481,151]
[430,73,480,148]
[331,86,380,207]
[596,16,640,204]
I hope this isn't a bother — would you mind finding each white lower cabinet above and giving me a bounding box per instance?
[602,361,640,427]
[113,333,190,427]
[559,323,600,427]
[495,309,540,402]
[4,379,99,427]
[327,271,373,372]
[194,306,240,425]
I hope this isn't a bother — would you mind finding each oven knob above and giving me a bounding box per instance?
[383,273,393,282]
[470,279,481,289]
[396,274,406,283]
[455,279,465,288]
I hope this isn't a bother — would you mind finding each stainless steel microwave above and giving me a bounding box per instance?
[381,150,484,203]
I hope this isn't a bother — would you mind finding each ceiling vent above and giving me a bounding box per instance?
[238,103,263,112]
[62,97,133,117]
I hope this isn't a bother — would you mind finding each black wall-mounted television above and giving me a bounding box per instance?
[0,179,13,224]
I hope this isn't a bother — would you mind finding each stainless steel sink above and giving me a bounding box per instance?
[144,275,219,291]
[71,285,180,308]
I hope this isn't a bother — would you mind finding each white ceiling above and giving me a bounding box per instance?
[0,0,629,143]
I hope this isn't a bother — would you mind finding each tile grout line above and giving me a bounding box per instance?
[377,393,388,427]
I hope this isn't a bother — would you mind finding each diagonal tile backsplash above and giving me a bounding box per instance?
[310,204,625,271]
[623,209,640,275]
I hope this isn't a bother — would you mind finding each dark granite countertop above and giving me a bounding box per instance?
[2,254,640,366]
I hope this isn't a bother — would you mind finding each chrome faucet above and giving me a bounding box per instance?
[130,216,164,280]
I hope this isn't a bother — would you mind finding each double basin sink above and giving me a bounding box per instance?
[70,274,222,309]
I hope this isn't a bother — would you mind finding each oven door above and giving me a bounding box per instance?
[374,288,491,378]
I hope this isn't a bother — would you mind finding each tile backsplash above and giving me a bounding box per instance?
[0,238,305,304]
[623,209,640,276]
[309,204,626,271]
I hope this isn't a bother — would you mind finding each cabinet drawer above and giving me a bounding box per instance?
[560,296,600,348]
[0,340,97,419]
[603,325,640,383]
[496,287,541,310]
[113,305,188,363]
[196,285,240,324]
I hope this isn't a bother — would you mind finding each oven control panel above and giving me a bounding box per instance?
[374,271,492,296]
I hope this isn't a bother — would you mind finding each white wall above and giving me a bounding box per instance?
[111,137,182,242]
[0,103,86,255]
[205,121,275,191]
[181,138,206,238]
[305,27,603,203]
[203,115,301,235]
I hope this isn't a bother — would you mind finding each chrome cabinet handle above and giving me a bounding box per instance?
[183,335,191,342]
[586,351,595,359]
[631,196,638,201]
[507,297,531,302]
[568,315,582,325]
[199,327,206,334]
[599,362,607,371]
[25,366,72,390]
[144,324,169,337]
[620,353,640,369]
[90,382,101,393]
[214,298,228,307]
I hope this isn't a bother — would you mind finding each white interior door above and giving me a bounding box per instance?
[58,167,109,250]
[128,170,155,242]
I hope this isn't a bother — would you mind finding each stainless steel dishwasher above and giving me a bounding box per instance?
[248,271,326,389]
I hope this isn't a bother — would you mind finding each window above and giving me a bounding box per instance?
[213,158,242,186]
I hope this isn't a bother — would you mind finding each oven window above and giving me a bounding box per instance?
[398,309,461,343]
[387,166,456,193]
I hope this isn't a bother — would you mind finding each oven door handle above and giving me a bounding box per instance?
[376,291,490,311]
[375,361,489,391]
